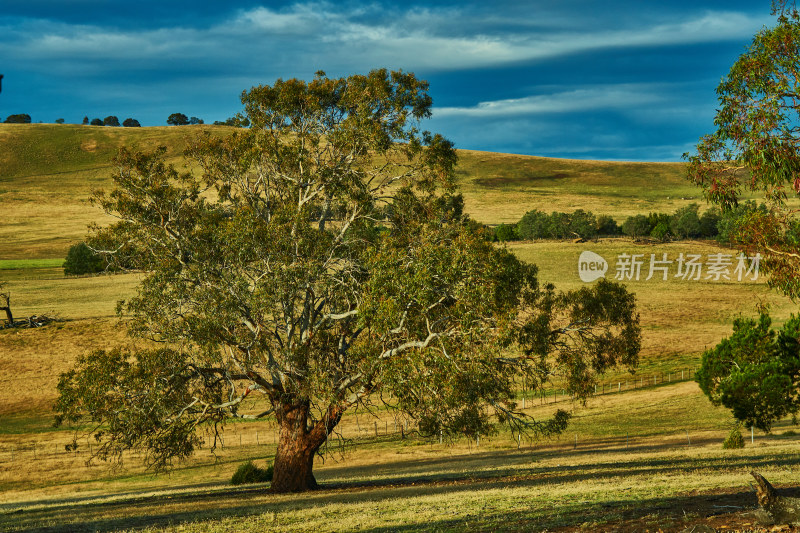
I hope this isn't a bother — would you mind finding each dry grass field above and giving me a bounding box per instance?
[1,124,799,531]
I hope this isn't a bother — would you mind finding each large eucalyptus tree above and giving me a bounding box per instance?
[55,69,640,492]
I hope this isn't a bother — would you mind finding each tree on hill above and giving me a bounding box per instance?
[189,116,204,125]
[54,69,641,493]
[82,116,89,125]
[103,116,120,127]
[122,118,141,127]
[90,118,103,126]
[687,8,800,517]
[686,3,800,299]
[55,118,65,124]
[4,113,31,124]
[167,112,189,125]
[696,312,800,432]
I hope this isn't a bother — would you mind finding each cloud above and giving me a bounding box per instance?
[434,85,664,117]
[0,4,770,77]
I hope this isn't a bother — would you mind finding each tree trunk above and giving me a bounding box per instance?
[751,471,800,526]
[269,401,345,493]
[0,291,12,326]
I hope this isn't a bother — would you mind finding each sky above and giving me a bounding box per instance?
[0,1,778,161]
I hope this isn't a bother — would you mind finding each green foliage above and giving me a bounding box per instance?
[696,312,800,432]
[596,215,620,236]
[722,426,745,449]
[166,113,189,126]
[698,208,721,238]
[56,70,641,491]
[517,209,550,239]
[621,214,651,238]
[55,118,65,124]
[670,204,701,239]
[493,223,519,242]
[62,242,105,275]
[5,113,31,124]
[686,6,800,298]
[90,118,102,126]
[103,116,120,127]
[189,116,204,125]
[231,461,273,485]
[122,118,141,127]
[82,116,89,125]
[649,221,671,242]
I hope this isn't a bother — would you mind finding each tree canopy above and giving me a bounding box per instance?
[55,69,641,493]
[685,4,800,298]
[696,313,800,431]
[166,112,189,126]
[687,3,800,431]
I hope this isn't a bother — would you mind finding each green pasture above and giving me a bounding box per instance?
[1,124,798,531]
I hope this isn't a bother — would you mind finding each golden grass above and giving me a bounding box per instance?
[1,379,798,531]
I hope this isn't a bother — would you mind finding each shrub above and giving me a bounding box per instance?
[517,209,550,240]
[493,223,519,242]
[231,460,273,485]
[621,214,651,238]
[568,209,598,239]
[103,115,120,127]
[63,242,105,275]
[671,204,701,239]
[90,118,103,126]
[596,215,620,236]
[123,118,141,127]
[650,221,672,241]
[698,208,720,238]
[722,427,745,449]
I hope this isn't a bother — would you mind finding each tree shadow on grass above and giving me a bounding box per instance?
[3,439,799,532]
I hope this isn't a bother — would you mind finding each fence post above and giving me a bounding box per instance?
[374,422,378,437]
[751,426,755,444]
[686,430,691,445]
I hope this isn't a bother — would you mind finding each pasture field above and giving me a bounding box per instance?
[1,124,799,531]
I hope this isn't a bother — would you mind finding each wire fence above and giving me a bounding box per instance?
[0,367,705,467]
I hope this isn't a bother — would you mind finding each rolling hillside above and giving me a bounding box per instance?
[1,123,699,260]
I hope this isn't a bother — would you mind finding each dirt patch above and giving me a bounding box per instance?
[474,172,570,187]
[80,139,98,152]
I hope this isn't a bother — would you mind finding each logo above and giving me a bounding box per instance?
[578,251,608,282]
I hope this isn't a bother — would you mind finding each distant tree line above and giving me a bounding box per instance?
[82,116,141,127]
[492,201,792,244]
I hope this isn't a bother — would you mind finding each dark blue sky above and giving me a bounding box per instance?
[0,1,775,160]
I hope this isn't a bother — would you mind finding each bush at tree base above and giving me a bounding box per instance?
[231,461,273,485]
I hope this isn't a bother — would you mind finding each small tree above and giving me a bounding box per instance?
[90,118,103,126]
[122,118,141,127]
[189,116,204,125]
[596,215,620,236]
[63,242,106,276]
[696,312,800,432]
[55,70,641,493]
[55,118,65,124]
[82,116,89,125]
[103,116,120,127]
[4,113,31,124]
[621,215,651,239]
[166,113,189,126]
[517,209,550,240]
[671,204,701,239]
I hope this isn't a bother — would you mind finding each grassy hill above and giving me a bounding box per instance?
[1,124,798,531]
[1,123,704,260]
